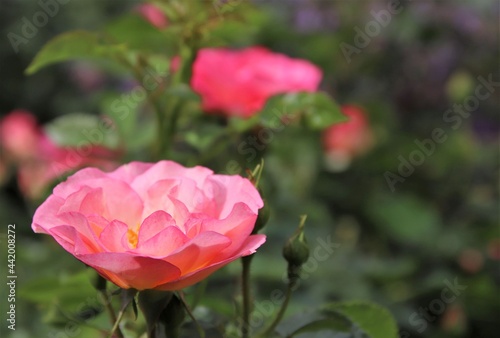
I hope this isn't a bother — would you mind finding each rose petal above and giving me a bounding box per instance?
[53,167,107,198]
[200,203,258,257]
[206,175,263,218]
[137,210,176,243]
[131,161,213,196]
[76,252,182,290]
[108,161,154,184]
[165,231,231,274]
[155,234,266,291]
[99,220,129,252]
[57,211,103,252]
[32,194,65,233]
[134,226,189,257]
[48,225,97,255]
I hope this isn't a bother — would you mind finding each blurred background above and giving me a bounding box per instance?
[0,0,498,337]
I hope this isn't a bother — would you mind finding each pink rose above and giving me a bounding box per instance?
[0,110,41,161]
[136,3,168,29]
[1,110,119,200]
[18,136,118,200]
[322,105,373,171]
[32,161,266,290]
[191,47,322,118]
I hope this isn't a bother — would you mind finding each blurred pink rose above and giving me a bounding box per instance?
[322,105,373,171]
[32,161,266,290]
[136,3,168,29]
[0,110,41,161]
[170,55,181,73]
[191,47,322,118]
[0,110,119,200]
[18,136,118,200]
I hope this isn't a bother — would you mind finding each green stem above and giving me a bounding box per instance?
[99,290,124,338]
[241,254,254,338]
[108,306,127,338]
[161,98,183,159]
[178,291,205,338]
[255,277,295,338]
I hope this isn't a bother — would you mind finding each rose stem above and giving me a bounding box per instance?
[98,289,124,338]
[178,291,205,338]
[254,280,294,338]
[108,306,126,338]
[241,254,254,338]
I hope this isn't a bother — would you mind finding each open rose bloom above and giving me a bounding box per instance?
[191,46,322,118]
[32,161,265,290]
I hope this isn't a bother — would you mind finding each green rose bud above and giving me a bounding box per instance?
[253,193,270,234]
[283,215,310,268]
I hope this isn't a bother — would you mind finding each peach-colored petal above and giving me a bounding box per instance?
[207,175,263,217]
[48,225,97,255]
[201,203,258,257]
[86,214,109,237]
[99,220,129,252]
[137,210,176,243]
[155,234,266,291]
[165,231,232,274]
[134,226,189,258]
[56,212,102,252]
[64,178,144,225]
[76,252,182,290]
[144,181,191,229]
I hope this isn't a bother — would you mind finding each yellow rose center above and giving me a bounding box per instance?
[127,227,139,249]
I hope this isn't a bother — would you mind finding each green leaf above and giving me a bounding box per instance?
[26,30,126,75]
[325,301,399,338]
[277,310,351,337]
[259,92,346,130]
[366,194,441,246]
[287,318,352,337]
[184,123,227,153]
[44,113,120,149]
[228,115,260,132]
[104,15,173,54]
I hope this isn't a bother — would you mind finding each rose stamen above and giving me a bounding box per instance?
[127,227,139,249]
